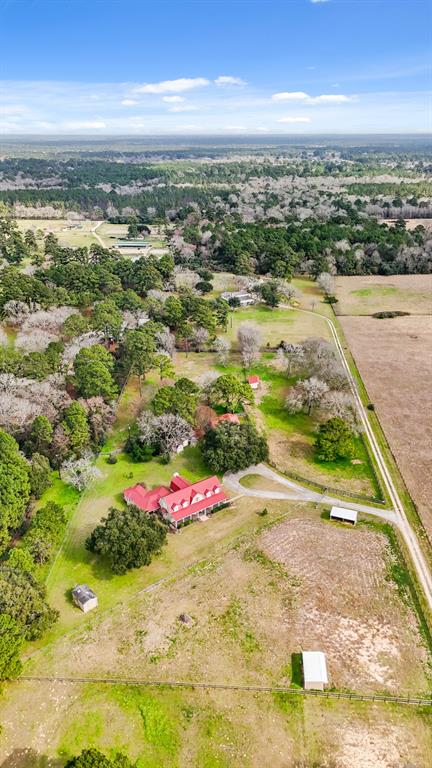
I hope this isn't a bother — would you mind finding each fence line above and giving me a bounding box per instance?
[19,676,431,707]
[267,461,386,506]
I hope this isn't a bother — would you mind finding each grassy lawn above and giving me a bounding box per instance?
[226,304,332,345]
[15,218,99,248]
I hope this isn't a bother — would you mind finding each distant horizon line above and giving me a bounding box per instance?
[1,131,431,141]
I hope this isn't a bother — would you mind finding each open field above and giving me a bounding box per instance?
[335,274,432,316]
[226,304,333,345]
[15,218,100,248]
[27,515,430,694]
[1,514,430,764]
[340,314,432,539]
[1,681,431,768]
[15,218,168,253]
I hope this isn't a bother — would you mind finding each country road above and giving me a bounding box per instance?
[280,304,432,614]
[91,221,105,248]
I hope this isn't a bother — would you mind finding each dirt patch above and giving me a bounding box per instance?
[259,518,428,694]
[337,721,425,768]
[239,473,291,493]
[340,314,432,538]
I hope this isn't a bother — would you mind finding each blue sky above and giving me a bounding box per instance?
[0,0,430,134]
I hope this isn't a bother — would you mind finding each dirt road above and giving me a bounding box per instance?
[223,464,398,524]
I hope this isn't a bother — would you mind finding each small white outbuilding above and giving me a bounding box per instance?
[330,506,358,525]
[302,651,328,691]
[72,584,98,613]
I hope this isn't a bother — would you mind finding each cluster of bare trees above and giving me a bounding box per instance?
[5,305,78,353]
[0,374,71,434]
[279,337,360,431]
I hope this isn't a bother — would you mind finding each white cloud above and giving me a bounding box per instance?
[215,76,246,86]
[223,125,247,130]
[121,99,138,106]
[168,104,199,113]
[133,77,210,94]
[162,95,185,103]
[272,91,355,104]
[277,117,311,124]
[2,104,30,115]
[272,91,310,102]
[175,124,198,130]
[312,94,354,103]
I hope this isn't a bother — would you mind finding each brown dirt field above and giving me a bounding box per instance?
[335,274,432,316]
[26,517,428,696]
[340,314,432,538]
[260,518,429,694]
[383,218,432,231]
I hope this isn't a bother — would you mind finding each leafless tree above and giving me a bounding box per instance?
[155,327,176,358]
[0,374,70,433]
[277,343,305,376]
[60,454,101,491]
[193,326,210,352]
[136,410,157,445]
[279,283,300,303]
[322,391,361,433]
[213,336,231,366]
[155,413,193,457]
[317,272,334,296]
[286,377,329,415]
[237,322,262,369]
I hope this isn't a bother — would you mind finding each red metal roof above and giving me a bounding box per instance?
[248,375,260,384]
[169,488,227,521]
[169,473,190,492]
[124,483,169,512]
[161,475,226,520]
[124,475,226,522]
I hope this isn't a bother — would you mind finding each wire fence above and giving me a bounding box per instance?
[267,461,386,506]
[19,676,432,707]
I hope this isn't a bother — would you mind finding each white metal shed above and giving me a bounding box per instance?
[330,506,358,525]
[302,651,328,691]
